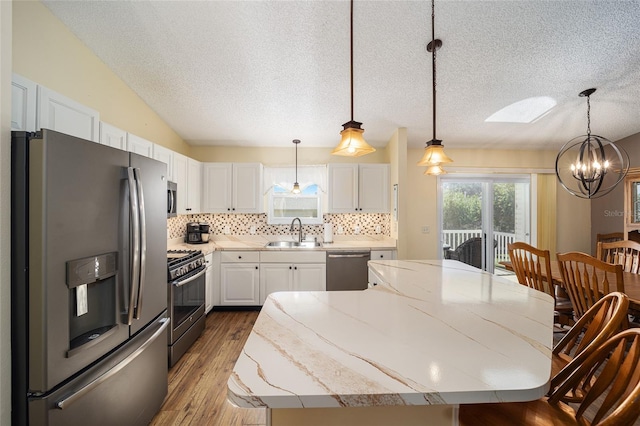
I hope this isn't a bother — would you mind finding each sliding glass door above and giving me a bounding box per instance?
[439,175,531,273]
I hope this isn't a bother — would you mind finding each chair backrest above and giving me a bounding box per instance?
[508,242,554,298]
[596,232,624,244]
[453,237,497,269]
[556,252,625,319]
[547,328,640,426]
[550,292,629,396]
[597,240,640,273]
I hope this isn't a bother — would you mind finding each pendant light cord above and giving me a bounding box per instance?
[586,94,591,138]
[350,0,354,122]
[431,0,437,142]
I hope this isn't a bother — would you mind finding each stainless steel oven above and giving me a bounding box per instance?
[167,250,206,366]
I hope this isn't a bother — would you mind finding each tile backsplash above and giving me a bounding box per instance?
[168,213,390,240]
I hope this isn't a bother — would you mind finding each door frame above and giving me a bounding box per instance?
[437,173,536,272]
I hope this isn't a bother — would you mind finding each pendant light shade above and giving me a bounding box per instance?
[423,164,447,176]
[332,0,376,157]
[292,139,301,194]
[418,0,453,175]
[331,121,376,157]
[417,140,453,166]
[555,88,629,199]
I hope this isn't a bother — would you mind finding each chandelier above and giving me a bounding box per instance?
[555,88,628,199]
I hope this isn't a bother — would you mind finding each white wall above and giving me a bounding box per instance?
[1,1,12,424]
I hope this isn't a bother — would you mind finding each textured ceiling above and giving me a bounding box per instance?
[43,0,640,150]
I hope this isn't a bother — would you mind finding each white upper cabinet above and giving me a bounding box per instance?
[328,163,389,213]
[99,122,127,150]
[11,74,37,132]
[126,133,153,157]
[186,158,202,214]
[202,163,263,213]
[174,153,202,214]
[37,86,100,142]
[152,144,174,182]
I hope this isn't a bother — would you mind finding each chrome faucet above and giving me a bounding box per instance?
[290,217,302,243]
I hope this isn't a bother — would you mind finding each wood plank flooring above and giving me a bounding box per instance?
[150,310,265,426]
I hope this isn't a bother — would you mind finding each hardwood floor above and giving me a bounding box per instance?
[150,310,265,426]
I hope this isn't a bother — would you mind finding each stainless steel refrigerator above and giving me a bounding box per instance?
[11,129,169,425]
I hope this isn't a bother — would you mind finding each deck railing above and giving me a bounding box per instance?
[442,230,516,263]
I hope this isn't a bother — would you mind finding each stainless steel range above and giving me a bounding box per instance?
[167,249,206,367]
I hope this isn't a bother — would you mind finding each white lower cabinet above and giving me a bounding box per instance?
[220,251,260,306]
[205,252,214,313]
[370,250,396,261]
[259,251,326,304]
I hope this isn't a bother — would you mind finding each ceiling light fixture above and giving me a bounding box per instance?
[331,0,376,157]
[418,0,453,175]
[292,139,301,194]
[555,88,629,199]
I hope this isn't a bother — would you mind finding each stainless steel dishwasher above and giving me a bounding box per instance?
[326,250,371,291]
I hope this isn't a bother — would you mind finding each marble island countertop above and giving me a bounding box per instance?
[227,260,554,410]
[168,235,397,255]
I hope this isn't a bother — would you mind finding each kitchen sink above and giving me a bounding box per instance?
[264,241,322,249]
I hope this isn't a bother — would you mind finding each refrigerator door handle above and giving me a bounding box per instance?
[133,168,146,320]
[126,167,140,325]
[55,317,169,410]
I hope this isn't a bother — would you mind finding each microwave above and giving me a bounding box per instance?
[167,181,177,218]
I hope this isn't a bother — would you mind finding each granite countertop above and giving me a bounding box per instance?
[227,259,554,409]
[167,235,397,255]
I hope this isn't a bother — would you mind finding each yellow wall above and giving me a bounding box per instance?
[11,1,190,155]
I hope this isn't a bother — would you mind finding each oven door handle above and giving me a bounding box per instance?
[172,268,206,288]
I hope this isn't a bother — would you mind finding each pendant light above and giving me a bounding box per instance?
[555,88,629,199]
[417,0,453,174]
[331,0,376,157]
[292,139,301,194]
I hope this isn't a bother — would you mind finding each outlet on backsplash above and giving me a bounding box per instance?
[166,213,391,240]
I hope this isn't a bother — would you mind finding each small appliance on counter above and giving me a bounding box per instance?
[186,222,210,244]
[323,223,333,243]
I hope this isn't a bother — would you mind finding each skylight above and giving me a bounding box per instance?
[485,96,557,123]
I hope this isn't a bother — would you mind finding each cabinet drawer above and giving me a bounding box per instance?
[220,251,260,263]
[370,250,395,260]
[260,250,325,263]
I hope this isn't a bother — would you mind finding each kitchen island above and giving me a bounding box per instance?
[227,260,554,425]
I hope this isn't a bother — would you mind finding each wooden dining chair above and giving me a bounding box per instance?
[459,328,640,426]
[550,292,629,403]
[508,242,574,327]
[597,239,640,274]
[596,232,624,244]
[556,252,624,320]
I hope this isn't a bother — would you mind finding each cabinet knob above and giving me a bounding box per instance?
[294,266,297,270]
[232,208,236,211]
[380,254,384,258]
[255,266,258,270]
[227,208,231,211]
[238,256,242,259]
[289,266,292,270]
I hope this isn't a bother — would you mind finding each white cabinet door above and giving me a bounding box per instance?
[11,74,36,132]
[293,263,326,292]
[220,263,260,305]
[99,122,127,150]
[233,163,263,213]
[37,86,100,141]
[205,253,214,313]
[328,163,389,213]
[186,158,202,214]
[359,164,390,213]
[202,163,232,212]
[152,144,174,182]
[127,133,153,157]
[370,250,396,260]
[173,153,188,214]
[259,263,293,304]
[328,164,358,213]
